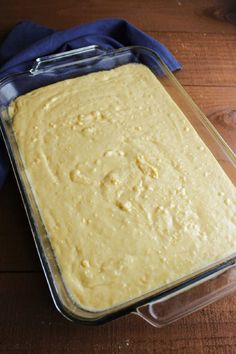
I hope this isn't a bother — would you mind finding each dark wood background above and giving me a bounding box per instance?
[1,1,236,353]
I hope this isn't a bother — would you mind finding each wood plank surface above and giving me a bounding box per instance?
[0,0,236,39]
[0,0,236,353]
[1,273,236,354]
[155,32,236,86]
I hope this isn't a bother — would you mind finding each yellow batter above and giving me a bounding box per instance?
[11,64,236,310]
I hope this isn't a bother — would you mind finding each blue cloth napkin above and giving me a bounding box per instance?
[0,18,181,188]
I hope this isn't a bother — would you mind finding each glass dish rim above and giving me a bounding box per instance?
[0,44,236,325]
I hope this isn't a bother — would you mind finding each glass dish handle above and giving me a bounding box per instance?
[136,265,236,327]
[30,45,105,74]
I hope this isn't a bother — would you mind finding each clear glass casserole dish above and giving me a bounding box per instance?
[0,45,236,327]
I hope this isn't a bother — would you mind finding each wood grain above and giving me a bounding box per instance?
[154,32,236,87]
[1,273,236,354]
[0,0,236,353]
[0,0,236,39]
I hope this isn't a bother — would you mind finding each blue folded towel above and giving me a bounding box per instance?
[0,18,181,188]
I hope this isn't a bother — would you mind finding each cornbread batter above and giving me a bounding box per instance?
[12,64,236,310]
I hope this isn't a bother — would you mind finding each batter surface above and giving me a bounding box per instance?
[12,64,236,310]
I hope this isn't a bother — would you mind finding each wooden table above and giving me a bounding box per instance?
[1,1,236,353]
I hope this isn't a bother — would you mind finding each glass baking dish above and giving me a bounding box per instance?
[0,45,236,327]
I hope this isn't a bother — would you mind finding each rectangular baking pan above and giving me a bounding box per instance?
[0,45,236,327]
